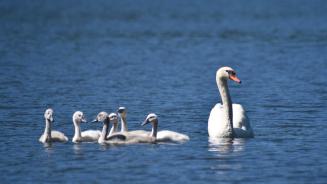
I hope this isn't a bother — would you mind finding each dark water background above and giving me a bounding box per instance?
[0,0,327,183]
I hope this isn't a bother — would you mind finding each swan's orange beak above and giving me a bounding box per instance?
[229,75,241,84]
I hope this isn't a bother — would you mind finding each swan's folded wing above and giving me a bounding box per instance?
[157,130,190,143]
[81,130,101,141]
[232,104,247,129]
[51,130,69,142]
[232,104,254,137]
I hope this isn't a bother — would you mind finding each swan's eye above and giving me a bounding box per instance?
[226,70,236,76]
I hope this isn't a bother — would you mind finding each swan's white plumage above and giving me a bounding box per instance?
[39,130,68,143]
[208,66,254,139]
[208,103,254,138]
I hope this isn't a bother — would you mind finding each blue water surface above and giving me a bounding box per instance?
[0,0,327,183]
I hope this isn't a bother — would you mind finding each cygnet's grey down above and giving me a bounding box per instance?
[93,111,155,144]
[141,113,190,143]
[92,112,127,144]
[39,108,68,143]
[117,107,148,136]
[72,111,101,143]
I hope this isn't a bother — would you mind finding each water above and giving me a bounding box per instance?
[0,0,327,183]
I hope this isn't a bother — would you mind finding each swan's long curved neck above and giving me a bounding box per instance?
[109,123,118,136]
[120,116,128,132]
[150,120,158,138]
[43,119,52,138]
[73,121,82,139]
[217,78,234,137]
[99,119,110,142]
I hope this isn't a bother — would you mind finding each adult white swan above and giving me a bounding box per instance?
[39,108,68,143]
[208,66,254,138]
[72,111,101,143]
[141,113,190,143]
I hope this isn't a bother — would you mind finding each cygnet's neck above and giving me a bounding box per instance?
[73,120,82,140]
[150,120,158,138]
[217,77,234,137]
[120,116,128,132]
[99,119,110,142]
[43,119,52,139]
[109,122,118,136]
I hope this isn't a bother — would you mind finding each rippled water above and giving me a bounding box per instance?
[0,0,327,183]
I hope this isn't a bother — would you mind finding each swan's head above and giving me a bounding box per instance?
[92,111,109,123]
[117,107,127,117]
[217,66,241,84]
[109,113,118,124]
[44,108,54,122]
[73,111,87,123]
[142,113,158,126]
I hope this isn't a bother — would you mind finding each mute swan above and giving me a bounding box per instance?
[92,112,127,144]
[72,111,101,143]
[208,66,254,138]
[117,107,148,135]
[141,113,190,143]
[39,108,68,143]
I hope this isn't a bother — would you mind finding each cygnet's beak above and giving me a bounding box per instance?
[91,119,98,123]
[141,118,150,126]
[82,118,87,123]
[229,75,241,84]
[49,116,54,122]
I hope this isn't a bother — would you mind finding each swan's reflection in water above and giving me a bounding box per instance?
[42,142,54,155]
[99,143,123,151]
[208,138,247,173]
[73,144,84,155]
[208,137,246,155]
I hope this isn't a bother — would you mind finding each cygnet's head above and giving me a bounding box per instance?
[117,107,127,117]
[92,111,109,123]
[73,111,87,123]
[109,113,118,124]
[216,66,241,84]
[141,113,158,126]
[44,108,54,122]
